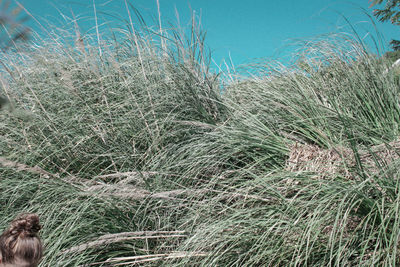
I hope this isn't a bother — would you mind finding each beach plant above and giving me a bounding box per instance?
[1,3,400,266]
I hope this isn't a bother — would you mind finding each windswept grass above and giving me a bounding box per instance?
[1,7,400,266]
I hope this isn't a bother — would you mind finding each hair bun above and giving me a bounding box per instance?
[10,213,41,237]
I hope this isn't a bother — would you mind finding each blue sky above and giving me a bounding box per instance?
[14,0,400,67]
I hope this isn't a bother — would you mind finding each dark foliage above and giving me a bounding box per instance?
[370,0,400,50]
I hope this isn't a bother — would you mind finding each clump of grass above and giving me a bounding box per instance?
[0,14,225,178]
[0,5,224,265]
[1,4,400,266]
[155,36,400,266]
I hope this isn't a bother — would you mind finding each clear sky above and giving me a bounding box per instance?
[14,0,400,67]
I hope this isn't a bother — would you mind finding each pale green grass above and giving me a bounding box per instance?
[1,8,400,266]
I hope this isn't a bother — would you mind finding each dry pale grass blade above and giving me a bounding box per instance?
[0,156,99,187]
[95,171,161,185]
[173,120,216,129]
[0,156,55,178]
[62,231,187,255]
[86,251,208,266]
[150,188,275,202]
[95,171,160,180]
[84,183,151,199]
[84,185,204,200]
[84,184,275,202]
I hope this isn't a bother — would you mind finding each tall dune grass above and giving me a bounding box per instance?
[1,6,400,266]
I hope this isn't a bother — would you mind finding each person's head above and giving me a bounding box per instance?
[0,213,43,267]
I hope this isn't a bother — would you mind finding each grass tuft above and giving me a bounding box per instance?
[1,6,400,266]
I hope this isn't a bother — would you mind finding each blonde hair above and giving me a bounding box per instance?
[0,213,43,266]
